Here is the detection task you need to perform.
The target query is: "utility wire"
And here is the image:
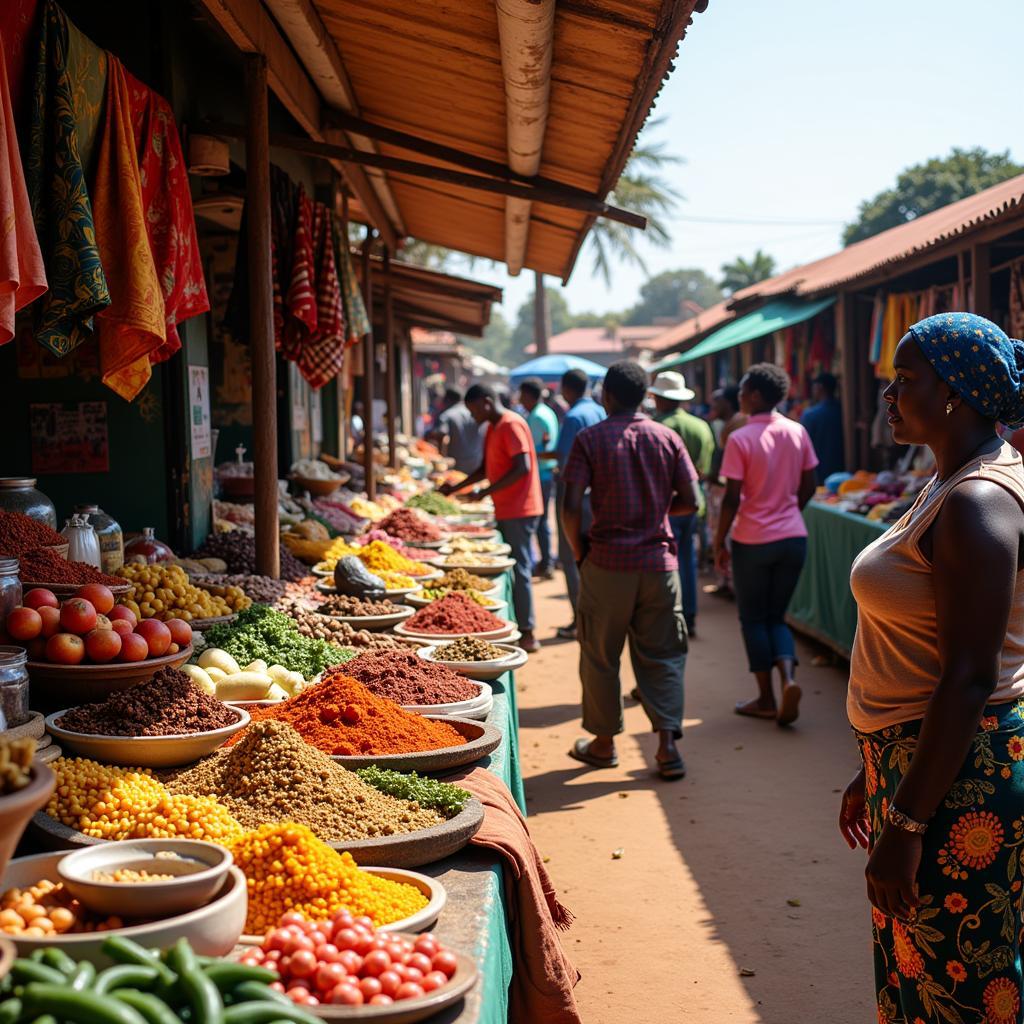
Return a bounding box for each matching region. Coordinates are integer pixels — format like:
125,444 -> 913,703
675,213 -> 846,227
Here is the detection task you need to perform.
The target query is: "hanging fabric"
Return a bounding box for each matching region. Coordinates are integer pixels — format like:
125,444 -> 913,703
1010,260 -> 1024,341
295,201 -> 345,389
0,37 -> 46,344
282,187 -> 316,359
0,0 -> 40,124
868,292 -> 885,365
334,219 -> 370,345
270,164 -> 297,348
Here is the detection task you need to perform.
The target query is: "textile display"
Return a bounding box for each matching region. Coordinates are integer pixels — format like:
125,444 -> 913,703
0,37 -> 46,344
295,201 -> 345,389
270,163 -> 297,347
1010,259 -> 1024,341
870,286 -> 961,380
335,217 -> 370,344
282,187 -> 316,360
0,0 -> 40,123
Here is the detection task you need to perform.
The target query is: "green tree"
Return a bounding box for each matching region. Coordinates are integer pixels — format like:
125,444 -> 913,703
843,147 -> 1024,246
625,269 -> 722,325
462,309 -> 514,367
511,288 -> 574,361
720,250 -> 777,295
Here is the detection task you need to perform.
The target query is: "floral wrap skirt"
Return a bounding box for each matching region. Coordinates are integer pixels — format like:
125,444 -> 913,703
857,700 -> 1024,1024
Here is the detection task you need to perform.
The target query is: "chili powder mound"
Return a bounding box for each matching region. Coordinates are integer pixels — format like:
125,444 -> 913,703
242,672 -> 466,756
342,649 -> 480,705
18,547 -> 124,586
404,591 -> 504,635
0,511 -> 64,557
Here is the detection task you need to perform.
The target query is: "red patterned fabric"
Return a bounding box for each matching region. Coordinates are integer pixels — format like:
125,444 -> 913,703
282,188 -> 316,360
295,201 -> 345,389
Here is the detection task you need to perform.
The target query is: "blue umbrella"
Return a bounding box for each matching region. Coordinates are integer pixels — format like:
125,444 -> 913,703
508,354 -> 607,385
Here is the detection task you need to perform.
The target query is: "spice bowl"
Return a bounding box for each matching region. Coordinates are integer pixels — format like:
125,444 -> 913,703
56,839 -> 234,918
392,618 -> 519,643
44,705 -> 250,768
417,642 -> 529,681
324,604 -> 417,632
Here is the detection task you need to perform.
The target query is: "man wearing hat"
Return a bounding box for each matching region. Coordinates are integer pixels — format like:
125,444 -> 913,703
649,371 -> 715,636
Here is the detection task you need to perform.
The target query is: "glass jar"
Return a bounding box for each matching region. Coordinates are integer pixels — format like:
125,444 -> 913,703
75,504 -> 124,574
61,514 -> 102,568
0,559 -> 21,624
0,478 -> 57,529
0,646 -> 29,730
123,527 -> 175,564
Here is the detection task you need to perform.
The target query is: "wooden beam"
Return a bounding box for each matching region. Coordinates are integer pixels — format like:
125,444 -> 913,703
383,247 -> 397,468
972,242 -> 992,319
244,54 -> 280,579
205,122 -> 647,229
361,230 -> 376,501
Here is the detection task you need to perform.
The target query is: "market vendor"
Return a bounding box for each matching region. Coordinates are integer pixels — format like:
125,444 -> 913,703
800,372 -> 845,481
518,377 -> 560,581
439,383 -> 543,653
425,387 -> 483,474
839,312 -> 1024,1024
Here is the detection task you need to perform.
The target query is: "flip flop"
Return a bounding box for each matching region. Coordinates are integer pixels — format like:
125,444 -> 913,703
777,684 -> 803,727
734,700 -> 777,720
656,755 -> 687,781
568,738 -> 618,769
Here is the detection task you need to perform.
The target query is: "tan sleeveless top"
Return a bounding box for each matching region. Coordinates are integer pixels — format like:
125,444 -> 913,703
847,443 -> 1024,733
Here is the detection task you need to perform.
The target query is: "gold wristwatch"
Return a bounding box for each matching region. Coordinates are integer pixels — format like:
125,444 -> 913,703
887,806 -> 928,835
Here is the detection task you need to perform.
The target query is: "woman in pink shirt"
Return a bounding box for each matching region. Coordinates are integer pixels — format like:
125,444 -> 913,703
713,363 -> 818,726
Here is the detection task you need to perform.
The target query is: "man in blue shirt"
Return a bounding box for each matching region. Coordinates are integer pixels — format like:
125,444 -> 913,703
543,367 -> 606,639
518,378 -> 560,580
800,373 -> 845,483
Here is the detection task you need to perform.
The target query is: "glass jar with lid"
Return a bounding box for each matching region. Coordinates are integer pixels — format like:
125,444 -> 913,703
75,504 -> 124,574
0,646 -> 29,731
123,527 -> 175,564
0,478 -> 57,529
0,559 -> 21,624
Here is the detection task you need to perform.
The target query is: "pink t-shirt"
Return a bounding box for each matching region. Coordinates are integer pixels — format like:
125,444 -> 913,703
720,412 -> 818,545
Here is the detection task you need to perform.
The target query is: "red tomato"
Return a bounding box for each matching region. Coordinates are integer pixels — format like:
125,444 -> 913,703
354,917 -> 374,930
361,950 -> 391,978
286,986 -> 311,1003
413,935 -> 439,959
369,994 -> 394,1006
24,589 -> 58,610
288,950 -> 317,980
422,971 -> 449,993
337,950 -> 362,976
117,633 -> 149,662
6,607 -> 42,641
358,977 -> 383,1000
284,934 -> 314,957
395,982 -> 425,1002
352,934 -> 373,957
266,925 -> 293,952
377,970 -> 402,998
314,943 -> 339,963
74,584 -> 114,615
37,606 -> 61,639
407,953 -> 432,976
279,912 -> 306,928
333,927 -> 358,951
108,605 -> 137,626
402,967 -> 424,984
84,628 -> 122,664
262,950 -> 282,964
315,962 -> 347,993
46,633 -> 85,665
59,598 -> 97,635
328,983 -> 363,1006
166,618 -> 193,647
431,950 -> 458,978
134,618 -> 171,657
331,910 -> 354,930
269,982 -> 285,994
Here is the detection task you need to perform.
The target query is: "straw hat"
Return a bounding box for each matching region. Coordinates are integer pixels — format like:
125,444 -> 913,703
648,371 -> 695,402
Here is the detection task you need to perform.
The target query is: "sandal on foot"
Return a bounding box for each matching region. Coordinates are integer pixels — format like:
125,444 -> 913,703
568,738 -> 618,769
555,625 -> 577,640
656,754 -> 687,780
734,700 -> 777,720
777,684 -> 802,727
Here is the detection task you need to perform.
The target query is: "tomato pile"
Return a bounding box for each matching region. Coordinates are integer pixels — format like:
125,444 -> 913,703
4,585 -> 192,665
238,909 -> 459,1007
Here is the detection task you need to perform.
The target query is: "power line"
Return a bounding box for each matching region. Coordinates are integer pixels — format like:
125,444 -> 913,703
675,213 -> 846,227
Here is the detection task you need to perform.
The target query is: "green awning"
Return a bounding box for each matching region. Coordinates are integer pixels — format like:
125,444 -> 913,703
654,296 -> 836,371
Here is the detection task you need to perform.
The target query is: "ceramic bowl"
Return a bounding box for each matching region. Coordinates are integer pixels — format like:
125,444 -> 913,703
0,763 -> 56,880
57,839 -> 233,918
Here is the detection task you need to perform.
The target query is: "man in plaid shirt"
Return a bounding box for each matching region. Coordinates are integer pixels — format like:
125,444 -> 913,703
561,361 -> 697,779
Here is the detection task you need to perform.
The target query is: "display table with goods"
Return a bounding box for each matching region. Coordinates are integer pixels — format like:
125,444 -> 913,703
786,501 -> 888,658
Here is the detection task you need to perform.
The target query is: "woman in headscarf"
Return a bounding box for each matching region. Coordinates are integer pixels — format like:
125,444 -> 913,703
840,313 -> 1024,1024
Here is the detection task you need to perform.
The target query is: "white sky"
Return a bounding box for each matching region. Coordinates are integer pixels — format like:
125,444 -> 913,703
455,0 -> 1023,322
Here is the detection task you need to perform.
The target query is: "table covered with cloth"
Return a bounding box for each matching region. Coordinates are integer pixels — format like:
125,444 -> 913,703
786,502 -> 888,659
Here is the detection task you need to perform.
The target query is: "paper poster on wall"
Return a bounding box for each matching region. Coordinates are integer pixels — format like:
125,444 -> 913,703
29,402 -> 109,474
189,365 -> 212,459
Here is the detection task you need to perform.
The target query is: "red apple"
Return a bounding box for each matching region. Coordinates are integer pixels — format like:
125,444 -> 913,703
117,633 -> 149,662
134,619 -> 172,657
84,628 -> 122,663
46,633 -> 85,665
59,598 -> 97,635
166,619 -> 193,648
37,606 -> 61,639
110,619 -> 134,638
108,605 -> 137,626
23,588 -> 58,611
6,607 -> 42,641
74,584 -> 115,615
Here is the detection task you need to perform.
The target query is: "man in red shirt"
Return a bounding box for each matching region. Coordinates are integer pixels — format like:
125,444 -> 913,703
440,383 -> 543,652
561,361 -> 697,778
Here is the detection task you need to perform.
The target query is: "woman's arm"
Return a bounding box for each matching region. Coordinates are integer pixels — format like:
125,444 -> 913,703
713,479 -> 742,570
864,479 -> 1021,920
797,468 -> 817,510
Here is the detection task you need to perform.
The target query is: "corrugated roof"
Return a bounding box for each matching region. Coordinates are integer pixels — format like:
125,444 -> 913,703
734,173 -> 1024,302
647,299 -> 736,354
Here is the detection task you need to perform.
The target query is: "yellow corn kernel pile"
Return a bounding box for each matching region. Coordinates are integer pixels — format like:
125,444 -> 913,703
229,823 -> 428,936
115,563 -> 249,622
356,541 -> 429,577
46,757 -> 243,842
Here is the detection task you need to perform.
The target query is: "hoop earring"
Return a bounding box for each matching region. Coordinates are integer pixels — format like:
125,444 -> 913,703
945,402 -> 954,415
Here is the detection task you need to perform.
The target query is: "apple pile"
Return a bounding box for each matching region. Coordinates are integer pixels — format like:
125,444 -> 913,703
5,585 -> 193,666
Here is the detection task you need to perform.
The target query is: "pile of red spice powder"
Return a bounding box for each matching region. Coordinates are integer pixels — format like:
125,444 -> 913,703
341,649 -> 480,705
404,591 -> 504,635
0,511 -> 64,557
377,508 -> 443,544
241,672 -> 466,755
19,547 -> 125,585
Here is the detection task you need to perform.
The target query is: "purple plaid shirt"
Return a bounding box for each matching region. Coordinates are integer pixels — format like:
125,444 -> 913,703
562,413 -> 697,572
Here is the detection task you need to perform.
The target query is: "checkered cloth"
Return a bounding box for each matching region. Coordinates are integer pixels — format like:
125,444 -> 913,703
562,413 -> 697,572
295,201 -> 345,390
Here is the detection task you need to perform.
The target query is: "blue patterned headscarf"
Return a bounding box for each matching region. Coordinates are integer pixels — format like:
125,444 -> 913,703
909,312 -> 1024,428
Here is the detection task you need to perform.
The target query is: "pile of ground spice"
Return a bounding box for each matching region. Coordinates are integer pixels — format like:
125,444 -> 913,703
59,667 -> 239,737
342,650 -> 480,705
356,541 -> 430,577
376,508 -> 443,543
0,511 -> 64,557
275,596 -> 405,650
404,591 -> 504,635
18,547 -> 124,586
438,636 -> 509,662
317,594 -> 400,617
433,568 -> 493,592
444,523 -> 491,535
165,720 -> 442,840
242,672 -> 465,756
419,586 -> 498,607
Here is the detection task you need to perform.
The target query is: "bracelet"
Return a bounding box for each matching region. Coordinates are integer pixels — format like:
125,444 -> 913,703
887,806 -> 928,835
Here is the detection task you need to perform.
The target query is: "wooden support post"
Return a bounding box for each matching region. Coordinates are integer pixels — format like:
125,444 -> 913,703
957,250 -> 967,306
383,247 -> 397,468
361,230 -> 376,500
972,243 -> 992,319
244,54 -> 280,578
402,330 -> 414,435
837,293 -> 856,473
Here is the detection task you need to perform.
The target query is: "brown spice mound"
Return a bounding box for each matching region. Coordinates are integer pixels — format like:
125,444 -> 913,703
165,720 -> 442,841
275,596 -> 405,649
433,568 -> 493,592
0,511 -> 64,557
439,637 -> 508,663
59,667 -> 239,737
317,594 -> 399,617
405,591 -> 504,635
343,649 -> 480,705
377,508 -> 443,543
19,547 -> 124,586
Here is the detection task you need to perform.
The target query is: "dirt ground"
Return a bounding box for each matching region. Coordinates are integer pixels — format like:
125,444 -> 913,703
515,572 -> 875,1024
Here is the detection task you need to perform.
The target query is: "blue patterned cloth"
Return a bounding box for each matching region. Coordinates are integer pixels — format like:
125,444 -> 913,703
910,312 -> 1024,427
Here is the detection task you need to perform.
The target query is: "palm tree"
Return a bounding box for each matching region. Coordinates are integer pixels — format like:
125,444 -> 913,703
720,250 -> 777,295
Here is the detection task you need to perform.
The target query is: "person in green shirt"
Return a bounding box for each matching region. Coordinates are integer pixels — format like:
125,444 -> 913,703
519,377 -> 560,579
649,371 -> 715,636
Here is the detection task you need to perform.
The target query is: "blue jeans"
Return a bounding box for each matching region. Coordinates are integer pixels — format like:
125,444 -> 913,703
730,537 -> 807,673
669,513 -> 698,630
535,477 -> 555,571
497,516 -> 540,632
